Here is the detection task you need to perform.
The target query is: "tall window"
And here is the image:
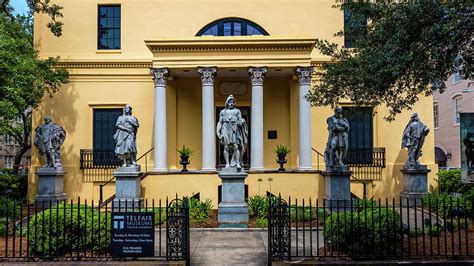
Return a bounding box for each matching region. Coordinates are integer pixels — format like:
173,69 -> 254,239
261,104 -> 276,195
98,5 -> 121,50
453,96 -> 462,124
93,108 -> 123,165
433,103 -> 439,128
344,7 -> 367,48
4,135 -> 14,145
4,156 -> 14,169
342,107 -> 373,164
196,18 -> 268,36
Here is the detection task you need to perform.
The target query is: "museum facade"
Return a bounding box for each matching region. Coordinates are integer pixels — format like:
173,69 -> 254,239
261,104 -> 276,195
30,0 -> 437,204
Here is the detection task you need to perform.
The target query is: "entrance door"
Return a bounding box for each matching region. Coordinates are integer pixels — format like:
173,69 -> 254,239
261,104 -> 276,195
215,106 -> 251,169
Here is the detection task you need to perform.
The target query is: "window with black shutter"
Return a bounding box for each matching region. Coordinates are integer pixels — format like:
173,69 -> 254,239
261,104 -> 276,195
93,108 -> 122,166
343,107 -> 373,164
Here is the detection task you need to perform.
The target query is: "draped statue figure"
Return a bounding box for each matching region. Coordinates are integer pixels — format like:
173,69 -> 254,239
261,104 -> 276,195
34,116 -> 66,168
216,95 -> 248,169
114,104 -> 139,167
402,112 -> 430,169
325,107 -> 350,168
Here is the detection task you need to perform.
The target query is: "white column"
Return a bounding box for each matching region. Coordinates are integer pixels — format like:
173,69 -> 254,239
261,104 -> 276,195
248,67 -> 267,171
296,66 -> 314,170
198,67 -> 218,171
150,68 -> 169,172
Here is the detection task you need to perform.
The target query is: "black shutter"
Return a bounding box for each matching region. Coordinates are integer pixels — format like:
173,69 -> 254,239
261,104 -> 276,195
93,108 -> 122,165
343,107 -> 373,164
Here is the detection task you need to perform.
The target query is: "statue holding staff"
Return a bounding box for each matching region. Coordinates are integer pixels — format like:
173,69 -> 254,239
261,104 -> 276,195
34,116 -> 66,168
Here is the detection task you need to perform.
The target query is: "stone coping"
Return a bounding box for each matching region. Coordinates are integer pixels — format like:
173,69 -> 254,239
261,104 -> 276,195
147,168 -> 322,175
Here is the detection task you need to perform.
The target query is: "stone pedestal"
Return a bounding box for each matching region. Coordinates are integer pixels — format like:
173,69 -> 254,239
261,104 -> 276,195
323,167 -> 352,209
35,167 -> 67,208
218,168 -> 249,225
400,166 -> 430,207
113,165 -> 144,211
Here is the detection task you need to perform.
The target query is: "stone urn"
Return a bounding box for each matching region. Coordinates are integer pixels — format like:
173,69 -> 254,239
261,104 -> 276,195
275,145 -> 290,172
179,155 -> 190,172
276,154 -> 287,172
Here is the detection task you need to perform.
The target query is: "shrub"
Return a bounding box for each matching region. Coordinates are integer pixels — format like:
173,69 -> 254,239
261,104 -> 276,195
437,169 -> 464,193
0,196 -> 21,220
290,205 -> 312,222
28,204 -> 110,256
0,173 -> 27,199
254,217 -> 268,228
247,195 -> 268,218
324,208 -> 402,258
423,193 -> 473,218
188,198 -> 213,224
354,199 -> 380,210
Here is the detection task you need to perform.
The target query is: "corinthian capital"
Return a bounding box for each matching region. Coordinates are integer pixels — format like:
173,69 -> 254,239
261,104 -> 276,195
150,67 -> 169,87
248,66 -> 267,86
295,66 -> 314,85
198,66 -> 218,86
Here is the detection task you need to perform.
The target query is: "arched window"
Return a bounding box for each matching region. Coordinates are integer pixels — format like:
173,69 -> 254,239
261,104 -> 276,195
196,18 -> 269,36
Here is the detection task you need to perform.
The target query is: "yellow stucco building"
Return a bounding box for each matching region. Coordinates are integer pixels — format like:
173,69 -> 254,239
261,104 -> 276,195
30,0 -> 437,205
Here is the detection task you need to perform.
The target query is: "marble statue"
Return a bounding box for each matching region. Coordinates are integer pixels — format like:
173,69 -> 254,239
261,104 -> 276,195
34,116 -> 66,168
216,95 -> 248,169
402,112 -> 430,169
114,104 -> 139,167
325,107 -> 350,168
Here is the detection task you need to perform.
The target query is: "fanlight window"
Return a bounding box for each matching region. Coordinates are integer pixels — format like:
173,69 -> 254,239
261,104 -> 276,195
196,18 -> 269,36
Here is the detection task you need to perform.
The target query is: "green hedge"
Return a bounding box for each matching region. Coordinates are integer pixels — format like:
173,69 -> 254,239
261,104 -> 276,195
188,198 -> 213,224
28,204 -> 110,256
324,208 -> 402,258
247,195 -> 268,218
0,173 -> 27,199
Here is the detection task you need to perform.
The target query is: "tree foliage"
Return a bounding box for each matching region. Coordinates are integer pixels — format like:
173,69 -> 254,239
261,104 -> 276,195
0,13 -> 68,173
0,0 -> 63,36
308,1 -> 473,121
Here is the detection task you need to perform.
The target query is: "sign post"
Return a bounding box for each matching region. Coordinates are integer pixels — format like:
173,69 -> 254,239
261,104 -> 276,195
111,212 -> 155,257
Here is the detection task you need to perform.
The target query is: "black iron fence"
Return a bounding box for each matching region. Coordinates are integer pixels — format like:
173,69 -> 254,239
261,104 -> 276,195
0,197 -> 190,264
268,196 -> 474,264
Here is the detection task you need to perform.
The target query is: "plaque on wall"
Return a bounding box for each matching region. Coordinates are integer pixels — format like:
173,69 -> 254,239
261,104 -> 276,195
219,82 -> 247,96
460,113 -> 474,183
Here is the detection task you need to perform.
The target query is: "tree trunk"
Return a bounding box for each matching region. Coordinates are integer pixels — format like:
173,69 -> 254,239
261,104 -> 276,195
12,144 -> 31,175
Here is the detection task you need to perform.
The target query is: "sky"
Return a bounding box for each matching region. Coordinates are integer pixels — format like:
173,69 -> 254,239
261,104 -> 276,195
10,0 -> 29,15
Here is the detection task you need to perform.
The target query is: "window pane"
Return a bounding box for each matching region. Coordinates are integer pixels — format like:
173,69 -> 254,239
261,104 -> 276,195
98,6 -> 121,50
113,18 -> 120,28
247,25 -> 263,35
114,7 -> 120,17
223,22 -> 231,36
233,22 -> 241,36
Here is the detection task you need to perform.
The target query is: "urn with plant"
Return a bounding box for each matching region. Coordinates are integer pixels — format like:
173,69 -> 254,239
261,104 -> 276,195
177,145 -> 193,172
275,145 -> 291,172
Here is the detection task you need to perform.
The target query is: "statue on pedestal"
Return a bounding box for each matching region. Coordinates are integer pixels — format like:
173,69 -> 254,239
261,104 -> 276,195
34,116 -> 66,168
325,107 -> 350,168
401,112 -> 430,169
114,104 -> 139,167
216,95 -> 248,169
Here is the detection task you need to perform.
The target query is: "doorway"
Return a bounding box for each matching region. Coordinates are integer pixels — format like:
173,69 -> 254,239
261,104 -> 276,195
215,106 -> 251,169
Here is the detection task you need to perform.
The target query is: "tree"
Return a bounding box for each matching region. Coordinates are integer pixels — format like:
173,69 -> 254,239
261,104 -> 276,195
0,11 -> 68,174
307,1 -> 473,121
1,0 -> 64,36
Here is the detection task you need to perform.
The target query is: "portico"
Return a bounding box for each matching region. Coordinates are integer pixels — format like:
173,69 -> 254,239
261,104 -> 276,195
146,37 -> 316,172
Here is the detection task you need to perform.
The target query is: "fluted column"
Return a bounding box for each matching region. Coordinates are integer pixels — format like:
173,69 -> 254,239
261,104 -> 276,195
150,68 -> 169,172
248,67 -> 267,171
198,66 -> 218,171
296,66 -> 314,170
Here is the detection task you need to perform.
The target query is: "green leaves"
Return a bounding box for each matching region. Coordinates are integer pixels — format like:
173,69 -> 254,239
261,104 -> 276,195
309,1 -> 473,121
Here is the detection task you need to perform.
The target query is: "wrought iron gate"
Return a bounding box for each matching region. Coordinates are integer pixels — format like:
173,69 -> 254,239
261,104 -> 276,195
268,196 -> 290,264
166,197 -> 190,265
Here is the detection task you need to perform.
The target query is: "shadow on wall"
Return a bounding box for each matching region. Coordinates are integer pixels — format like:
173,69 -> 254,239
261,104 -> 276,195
33,82 -> 81,198
389,149 -> 408,197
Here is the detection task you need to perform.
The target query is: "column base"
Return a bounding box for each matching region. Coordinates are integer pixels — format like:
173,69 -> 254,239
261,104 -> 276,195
218,202 -> 249,224
400,166 -> 430,207
152,168 -> 168,173
218,168 -> 249,224
249,167 -> 265,172
298,166 -> 313,171
201,167 -> 217,172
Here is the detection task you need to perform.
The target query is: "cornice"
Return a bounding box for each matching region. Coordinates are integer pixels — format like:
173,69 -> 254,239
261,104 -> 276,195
145,37 -> 316,53
57,61 -> 152,69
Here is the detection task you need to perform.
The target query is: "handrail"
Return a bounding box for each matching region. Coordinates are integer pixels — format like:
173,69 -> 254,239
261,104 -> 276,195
99,146 -> 155,204
311,148 -> 325,171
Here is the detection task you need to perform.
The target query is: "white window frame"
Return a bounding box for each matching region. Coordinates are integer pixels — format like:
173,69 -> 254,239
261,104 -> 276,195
433,102 -> 439,129
453,96 -> 462,125
4,156 -> 14,169
4,135 -> 14,145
